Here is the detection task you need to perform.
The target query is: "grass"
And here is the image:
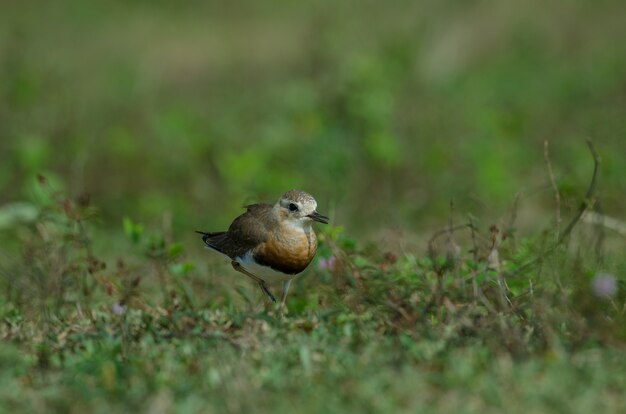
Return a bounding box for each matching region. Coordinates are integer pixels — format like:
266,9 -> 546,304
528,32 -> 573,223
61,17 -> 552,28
1,169 -> 626,413
2,314 -> 626,413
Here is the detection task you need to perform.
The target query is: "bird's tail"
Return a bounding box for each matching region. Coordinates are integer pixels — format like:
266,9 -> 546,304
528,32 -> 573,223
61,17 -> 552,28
195,230 -> 228,255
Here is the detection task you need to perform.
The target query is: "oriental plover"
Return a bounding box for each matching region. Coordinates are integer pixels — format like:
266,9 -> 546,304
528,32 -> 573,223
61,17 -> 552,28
196,190 -> 329,306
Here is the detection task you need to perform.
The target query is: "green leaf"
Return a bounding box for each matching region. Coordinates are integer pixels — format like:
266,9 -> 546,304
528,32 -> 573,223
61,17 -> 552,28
169,262 -> 195,277
123,217 -> 143,244
168,242 -> 184,258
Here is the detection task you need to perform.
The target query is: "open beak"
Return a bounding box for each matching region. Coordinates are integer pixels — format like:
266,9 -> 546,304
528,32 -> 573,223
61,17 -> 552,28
307,211 -> 329,224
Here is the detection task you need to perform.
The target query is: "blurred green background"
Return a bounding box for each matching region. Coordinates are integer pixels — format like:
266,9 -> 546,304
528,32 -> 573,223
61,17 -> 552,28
2,3 -> 626,412
1,0 -> 625,250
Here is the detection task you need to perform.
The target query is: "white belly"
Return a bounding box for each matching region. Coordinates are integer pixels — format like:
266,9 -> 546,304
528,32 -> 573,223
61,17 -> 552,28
235,251 -> 296,284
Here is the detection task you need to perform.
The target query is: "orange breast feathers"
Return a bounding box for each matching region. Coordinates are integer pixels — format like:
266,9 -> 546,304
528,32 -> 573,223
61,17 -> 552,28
253,226 -> 318,275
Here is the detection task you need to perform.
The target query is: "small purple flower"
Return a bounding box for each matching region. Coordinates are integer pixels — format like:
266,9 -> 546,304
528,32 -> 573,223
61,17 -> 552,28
111,302 -> 127,315
591,273 -> 618,299
318,256 -> 337,271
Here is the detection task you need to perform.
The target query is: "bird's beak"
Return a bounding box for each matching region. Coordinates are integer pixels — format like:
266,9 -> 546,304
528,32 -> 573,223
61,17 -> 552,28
307,211 -> 329,224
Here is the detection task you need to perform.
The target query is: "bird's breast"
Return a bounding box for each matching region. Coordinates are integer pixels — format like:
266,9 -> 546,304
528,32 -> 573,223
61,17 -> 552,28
253,225 -> 317,275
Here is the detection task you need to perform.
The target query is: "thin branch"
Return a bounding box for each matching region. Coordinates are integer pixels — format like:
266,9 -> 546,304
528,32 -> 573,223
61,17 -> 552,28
468,215 -> 479,262
592,201 -> 606,264
510,140 -> 600,277
544,141 -> 561,241
555,140 -> 600,245
428,224 -> 474,247
505,192 -> 521,250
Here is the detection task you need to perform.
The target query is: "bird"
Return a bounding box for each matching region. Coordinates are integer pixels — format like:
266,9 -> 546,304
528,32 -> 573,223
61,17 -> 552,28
196,190 -> 329,307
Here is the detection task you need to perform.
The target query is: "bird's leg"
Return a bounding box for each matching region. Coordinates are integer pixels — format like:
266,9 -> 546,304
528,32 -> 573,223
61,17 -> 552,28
231,261 -> 276,303
280,280 -> 292,308
259,283 -> 277,304
231,260 -> 263,283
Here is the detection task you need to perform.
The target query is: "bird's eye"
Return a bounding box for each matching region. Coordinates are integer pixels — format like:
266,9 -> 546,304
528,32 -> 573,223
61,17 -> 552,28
288,203 -> 299,212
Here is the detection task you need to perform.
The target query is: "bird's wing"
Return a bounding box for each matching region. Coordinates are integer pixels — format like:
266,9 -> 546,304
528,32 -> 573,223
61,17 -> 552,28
221,203 -> 274,258
197,204 -> 275,259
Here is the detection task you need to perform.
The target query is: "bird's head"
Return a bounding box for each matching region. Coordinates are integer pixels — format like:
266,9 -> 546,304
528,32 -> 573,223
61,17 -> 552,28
276,190 -> 329,226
